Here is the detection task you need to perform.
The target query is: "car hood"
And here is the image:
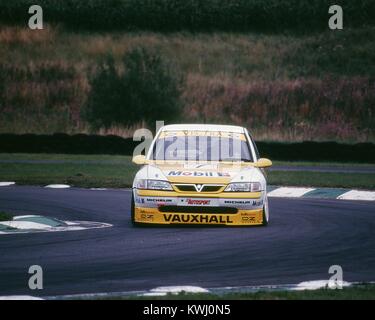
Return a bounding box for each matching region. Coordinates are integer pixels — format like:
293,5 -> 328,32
147,162 -> 260,184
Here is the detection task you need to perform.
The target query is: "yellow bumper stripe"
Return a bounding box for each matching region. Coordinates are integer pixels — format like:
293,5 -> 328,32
136,189 -> 262,199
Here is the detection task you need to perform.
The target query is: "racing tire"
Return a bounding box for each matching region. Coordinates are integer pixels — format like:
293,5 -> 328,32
131,192 -> 140,227
262,205 -> 269,226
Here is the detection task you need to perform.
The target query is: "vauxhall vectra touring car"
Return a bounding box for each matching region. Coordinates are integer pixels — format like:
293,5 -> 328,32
131,124 -> 272,226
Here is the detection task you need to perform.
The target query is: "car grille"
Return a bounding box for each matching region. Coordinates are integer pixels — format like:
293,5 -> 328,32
159,206 -> 238,214
174,185 -> 196,192
174,184 -> 224,193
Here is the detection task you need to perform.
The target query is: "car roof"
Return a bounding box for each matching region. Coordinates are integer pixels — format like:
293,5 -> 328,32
161,124 -> 245,133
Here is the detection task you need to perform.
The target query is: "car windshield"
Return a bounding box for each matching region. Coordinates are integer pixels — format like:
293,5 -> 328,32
151,132 -> 253,162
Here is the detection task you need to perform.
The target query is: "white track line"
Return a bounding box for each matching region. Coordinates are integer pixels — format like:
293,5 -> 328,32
13,215 -> 40,220
337,190 -> 375,201
45,184 -> 70,189
268,187 -> 315,198
0,218 -> 112,235
293,280 -> 351,291
150,286 -> 209,294
0,296 -> 44,300
0,182 -> 15,187
141,286 -> 209,297
0,221 -> 53,230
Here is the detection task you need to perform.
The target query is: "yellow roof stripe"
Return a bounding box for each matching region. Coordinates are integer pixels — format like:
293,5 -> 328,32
159,131 -> 246,141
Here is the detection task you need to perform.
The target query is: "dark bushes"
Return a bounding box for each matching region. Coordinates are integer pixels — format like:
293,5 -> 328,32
0,0 -> 374,32
0,134 -> 374,163
0,133 -> 138,155
83,48 -> 183,130
257,141 -> 375,163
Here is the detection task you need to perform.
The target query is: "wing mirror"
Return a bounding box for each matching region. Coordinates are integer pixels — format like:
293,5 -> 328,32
132,155 -> 147,165
255,158 -> 272,168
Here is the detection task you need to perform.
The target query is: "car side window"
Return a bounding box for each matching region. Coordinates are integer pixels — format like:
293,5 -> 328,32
248,132 -> 260,160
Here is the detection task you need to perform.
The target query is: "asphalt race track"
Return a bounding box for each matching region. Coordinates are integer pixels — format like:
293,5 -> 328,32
0,186 -> 374,297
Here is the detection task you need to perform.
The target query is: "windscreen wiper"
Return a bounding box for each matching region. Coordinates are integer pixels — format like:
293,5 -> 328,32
220,158 -> 252,162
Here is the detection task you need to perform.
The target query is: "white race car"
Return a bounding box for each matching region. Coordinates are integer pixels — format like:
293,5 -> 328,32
132,124 -> 272,226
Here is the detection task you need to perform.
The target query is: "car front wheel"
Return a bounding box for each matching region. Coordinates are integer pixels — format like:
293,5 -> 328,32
262,199 -> 269,226
131,192 -> 138,226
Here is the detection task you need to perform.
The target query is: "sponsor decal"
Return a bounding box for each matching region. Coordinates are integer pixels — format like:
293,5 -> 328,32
135,197 -> 145,204
141,214 -> 154,221
224,200 -> 252,205
187,199 -> 211,205
136,197 -> 174,205
241,212 -> 255,216
252,199 -> 264,206
163,214 -> 233,224
241,216 -> 256,222
167,170 -> 231,177
145,198 -> 173,203
240,212 -> 262,223
224,199 -> 264,206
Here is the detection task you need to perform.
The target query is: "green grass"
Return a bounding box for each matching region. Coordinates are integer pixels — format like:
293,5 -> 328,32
0,153 -> 133,163
268,171 -> 375,190
0,211 -> 12,222
272,161 -> 375,168
2,26 -> 375,81
109,284 -> 375,300
0,154 -> 374,189
0,162 -> 136,188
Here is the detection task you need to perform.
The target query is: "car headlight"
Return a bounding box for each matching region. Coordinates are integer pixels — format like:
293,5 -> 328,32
224,182 -> 262,192
136,179 -> 173,191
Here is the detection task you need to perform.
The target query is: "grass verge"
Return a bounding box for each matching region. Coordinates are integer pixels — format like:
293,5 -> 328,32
272,161 -> 375,168
109,284 -> 375,300
0,162 -> 136,188
268,171 -> 375,190
0,154 -> 374,189
0,211 -> 12,222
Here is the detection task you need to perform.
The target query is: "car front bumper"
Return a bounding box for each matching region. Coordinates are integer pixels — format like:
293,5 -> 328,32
133,189 -> 265,226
